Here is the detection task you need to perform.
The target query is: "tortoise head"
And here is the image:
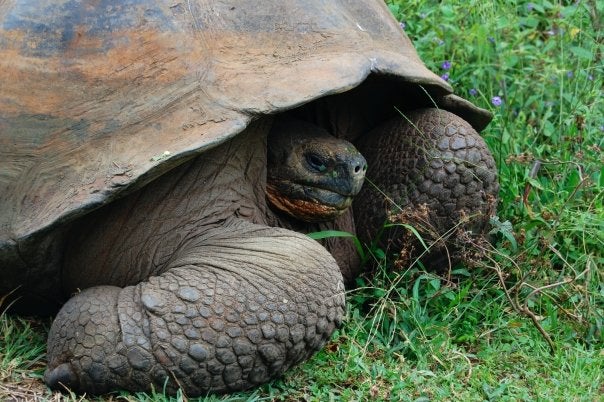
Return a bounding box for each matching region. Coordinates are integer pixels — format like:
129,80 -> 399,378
267,118 -> 367,223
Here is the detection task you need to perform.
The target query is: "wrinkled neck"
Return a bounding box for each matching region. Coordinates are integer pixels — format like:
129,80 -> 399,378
63,118 -> 272,290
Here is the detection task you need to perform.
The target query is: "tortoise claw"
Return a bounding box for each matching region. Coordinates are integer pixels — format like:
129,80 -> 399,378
44,362 -> 79,392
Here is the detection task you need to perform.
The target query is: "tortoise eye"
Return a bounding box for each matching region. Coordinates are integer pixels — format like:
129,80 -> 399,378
306,154 -> 327,173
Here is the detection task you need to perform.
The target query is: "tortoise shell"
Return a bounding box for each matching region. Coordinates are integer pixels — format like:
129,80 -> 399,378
0,0 -> 490,245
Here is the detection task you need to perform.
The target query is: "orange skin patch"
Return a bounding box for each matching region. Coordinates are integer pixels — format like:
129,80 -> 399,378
266,183 -> 350,223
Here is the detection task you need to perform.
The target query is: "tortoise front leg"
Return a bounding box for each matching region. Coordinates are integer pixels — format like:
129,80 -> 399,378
44,219 -> 345,395
354,108 -> 499,268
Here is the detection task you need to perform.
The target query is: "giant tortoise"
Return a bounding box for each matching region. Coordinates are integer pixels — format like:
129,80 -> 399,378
0,0 -> 499,396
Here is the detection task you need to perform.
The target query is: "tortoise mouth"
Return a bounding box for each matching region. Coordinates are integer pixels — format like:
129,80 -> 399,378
266,181 -> 354,223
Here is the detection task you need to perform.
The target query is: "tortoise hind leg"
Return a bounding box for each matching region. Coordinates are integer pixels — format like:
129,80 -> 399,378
354,108 -> 499,269
45,219 -> 345,395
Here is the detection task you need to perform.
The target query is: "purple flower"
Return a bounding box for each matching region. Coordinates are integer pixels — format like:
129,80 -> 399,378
527,3 -> 534,11
566,71 -> 574,78
491,96 -> 502,106
488,37 -> 496,44
441,73 -> 449,81
469,88 -> 478,96
399,22 -> 406,30
441,60 -> 452,70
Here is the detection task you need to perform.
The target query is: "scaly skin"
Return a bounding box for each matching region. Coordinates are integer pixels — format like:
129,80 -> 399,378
354,108 -> 499,265
44,119 -> 346,395
46,220 -> 344,394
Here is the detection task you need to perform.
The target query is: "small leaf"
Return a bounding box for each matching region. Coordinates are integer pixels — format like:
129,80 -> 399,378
527,177 -> 544,190
519,16 -> 539,28
451,268 -> 471,277
385,223 -> 429,251
429,278 -> 441,291
489,216 -> 518,252
307,230 -> 365,259
569,46 -> 593,60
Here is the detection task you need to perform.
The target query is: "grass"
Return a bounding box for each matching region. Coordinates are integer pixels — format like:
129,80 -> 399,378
1,0 -> 603,400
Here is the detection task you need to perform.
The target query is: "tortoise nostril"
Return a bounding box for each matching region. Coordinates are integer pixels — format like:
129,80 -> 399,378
352,162 -> 367,175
